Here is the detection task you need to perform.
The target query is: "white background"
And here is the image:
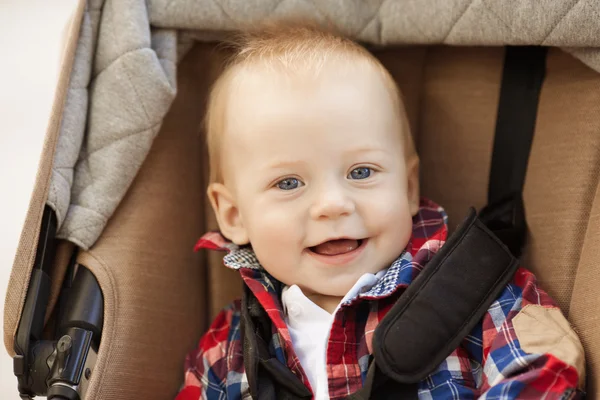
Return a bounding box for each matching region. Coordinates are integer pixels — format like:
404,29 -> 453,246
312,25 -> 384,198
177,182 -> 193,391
0,0 -> 82,397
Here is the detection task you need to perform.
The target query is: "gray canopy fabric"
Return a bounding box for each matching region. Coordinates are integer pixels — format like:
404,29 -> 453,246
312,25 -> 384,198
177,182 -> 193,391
50,0 -> 177,249
51,0 -> 600,249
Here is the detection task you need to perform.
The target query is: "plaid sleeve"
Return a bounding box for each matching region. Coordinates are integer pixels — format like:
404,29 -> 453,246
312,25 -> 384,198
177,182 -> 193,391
175,301 -> 242,400
478,268 -> 585,399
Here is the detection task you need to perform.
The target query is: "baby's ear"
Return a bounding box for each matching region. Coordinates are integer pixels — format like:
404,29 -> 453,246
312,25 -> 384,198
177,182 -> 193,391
207,183 -> 250,245
406,156 -> 420,216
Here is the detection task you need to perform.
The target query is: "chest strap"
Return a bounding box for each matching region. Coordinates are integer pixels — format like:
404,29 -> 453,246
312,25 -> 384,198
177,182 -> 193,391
242,209 -> 519,399
369,209 -> 518,385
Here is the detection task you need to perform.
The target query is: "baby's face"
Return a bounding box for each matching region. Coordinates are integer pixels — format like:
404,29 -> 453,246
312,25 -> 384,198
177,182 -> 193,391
219,62 -> 417,299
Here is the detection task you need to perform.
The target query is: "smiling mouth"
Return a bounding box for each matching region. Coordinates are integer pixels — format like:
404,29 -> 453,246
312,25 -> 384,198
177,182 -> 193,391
309,238 -> 364,256
306,238 -> 368,265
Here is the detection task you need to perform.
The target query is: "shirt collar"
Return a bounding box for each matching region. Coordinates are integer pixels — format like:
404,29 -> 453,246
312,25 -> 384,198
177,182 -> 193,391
283,268 -> 389,324
195,198 -> 448,304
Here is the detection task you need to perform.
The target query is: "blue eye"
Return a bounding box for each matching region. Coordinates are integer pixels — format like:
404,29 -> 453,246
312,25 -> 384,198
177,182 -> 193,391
276,178 -> 302,190
348,167 -> 372,180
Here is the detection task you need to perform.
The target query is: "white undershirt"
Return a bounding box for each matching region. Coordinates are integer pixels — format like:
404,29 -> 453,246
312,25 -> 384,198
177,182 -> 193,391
281,271 -> 386,400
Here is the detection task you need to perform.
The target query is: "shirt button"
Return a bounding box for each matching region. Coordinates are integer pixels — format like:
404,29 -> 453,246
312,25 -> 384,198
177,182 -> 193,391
288,303 -> 303,318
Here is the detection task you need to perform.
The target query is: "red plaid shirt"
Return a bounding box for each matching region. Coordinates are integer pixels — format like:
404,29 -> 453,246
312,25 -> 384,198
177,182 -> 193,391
177,199 -> 585,399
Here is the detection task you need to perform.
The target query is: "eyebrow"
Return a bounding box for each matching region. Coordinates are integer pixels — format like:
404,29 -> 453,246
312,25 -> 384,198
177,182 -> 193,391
261,148 -> 390,171
263,159 -> 307,171
344,147 -> 389,156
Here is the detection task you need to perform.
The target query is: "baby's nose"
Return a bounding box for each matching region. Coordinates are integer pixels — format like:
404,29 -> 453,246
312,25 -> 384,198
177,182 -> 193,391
310,188 -> 355,220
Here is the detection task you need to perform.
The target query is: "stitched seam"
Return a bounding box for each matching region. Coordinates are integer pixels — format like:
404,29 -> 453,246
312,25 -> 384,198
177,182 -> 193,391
443,0 -> 476,42
71,122 -> 160,225
52,167 -> 71,185
541,0 -> 582,45
400,13 -> 430,42
479,1 -> 516,38
81,121 -> 160,159
210,0 -> 240,25
358,0 -> 387,39
110,0 -> 151,124
92,47 -> 147,80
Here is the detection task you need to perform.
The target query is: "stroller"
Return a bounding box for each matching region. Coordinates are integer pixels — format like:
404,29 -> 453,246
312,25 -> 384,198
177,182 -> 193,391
4,0 -> 600,398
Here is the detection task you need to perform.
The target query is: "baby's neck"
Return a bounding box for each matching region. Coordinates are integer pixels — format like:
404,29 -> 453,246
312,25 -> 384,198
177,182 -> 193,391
305,293 -> 344,314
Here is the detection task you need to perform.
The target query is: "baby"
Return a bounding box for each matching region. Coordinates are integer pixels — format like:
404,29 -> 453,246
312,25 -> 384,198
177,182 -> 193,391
176,23 -> 585,400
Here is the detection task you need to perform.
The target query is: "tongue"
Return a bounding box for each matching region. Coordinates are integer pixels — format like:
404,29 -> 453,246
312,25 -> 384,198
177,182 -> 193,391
313,239 -> 359,256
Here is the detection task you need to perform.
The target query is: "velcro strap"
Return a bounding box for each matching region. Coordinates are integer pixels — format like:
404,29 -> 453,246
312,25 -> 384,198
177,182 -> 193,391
372,209 -> 519,383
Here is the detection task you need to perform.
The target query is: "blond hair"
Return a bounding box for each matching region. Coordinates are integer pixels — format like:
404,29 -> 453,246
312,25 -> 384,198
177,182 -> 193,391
206,21 -> 416,184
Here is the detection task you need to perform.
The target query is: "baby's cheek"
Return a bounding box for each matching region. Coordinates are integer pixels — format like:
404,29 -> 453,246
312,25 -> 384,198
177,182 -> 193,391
245,207 -> 302,275
365,190 -> 410,229
364,191 -> 413,256
249,207 -> 297,242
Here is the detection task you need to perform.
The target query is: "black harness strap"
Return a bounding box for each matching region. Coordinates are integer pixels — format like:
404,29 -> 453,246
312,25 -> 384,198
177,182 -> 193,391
479,46 -> 548,257
371,210 -> 519,384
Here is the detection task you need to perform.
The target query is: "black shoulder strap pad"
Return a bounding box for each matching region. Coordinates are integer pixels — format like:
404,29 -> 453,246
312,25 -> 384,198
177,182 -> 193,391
372,209 -> 519,384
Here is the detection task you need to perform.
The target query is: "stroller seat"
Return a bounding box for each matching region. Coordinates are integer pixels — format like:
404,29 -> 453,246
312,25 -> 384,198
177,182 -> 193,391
5,2 -> 600,399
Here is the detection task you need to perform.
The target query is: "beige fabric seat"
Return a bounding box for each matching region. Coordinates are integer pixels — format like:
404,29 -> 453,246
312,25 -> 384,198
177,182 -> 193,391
5,25 -> 600,400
